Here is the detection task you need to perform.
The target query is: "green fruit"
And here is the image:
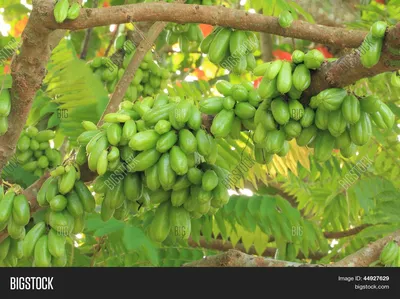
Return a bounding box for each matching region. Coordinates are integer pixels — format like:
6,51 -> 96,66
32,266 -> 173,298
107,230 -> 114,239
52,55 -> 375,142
34,235 -> 51,267
200,30 -> 216,54
171,188 -> 190,207
74,180 -> 96,213
45,178 -> 59,204
216,80 -> 233,96
8,216 -> 26,240
58,166 -> 76,194
253,62 -> 269,76
175,100 -> 192,123
202,170 -> 219,191
179,129 -> 197,154
292,50 -> 305,64
371,21 -> 387,39
284,120 -> 302,138
170,146 -> 188,175
199,97 -> 224,115
271,98 -> 290,125
16,150 -> 33,164
123,173 -> 143,201
278,10 -> 294,28
296,125 -> 317,146
335,130 -> 352,149
342,95 -> 361,124
340,143 -> 357,158
187,106 -> 202,131
145,165 -> 161,191
300,107 -> 315,128
304,49 -> 325,70
156,130 -> 178,153
37,177 -> 53,207
360,95 -> 381,113
0,191 -> 15,223
50,195 -> 68,212
246,53 -> 257,70
292,64 -> 311,91
315,107 -> 329,130
12,195 -> 30,226
288,99 -> 305,120
100,203 -> 114,222
127,148 -> 161,171
96,150 -> 108,175
154,120 -> 171,135
67,2 -> 80,20
35,130 -> 55,142
66,191 -> 84,218
234,102 -> 256,120
87,135 -> 108,171
129,130 -> 160,151
349,112 -> 372,146
149,189 -> 171,205
231,85 -> 249,102
328,110 -> 347,137
148,202 -> 171,243
211,183 -> 229,208
187,168 -> 203,185
376,103 -> 395,130
316,88 -> 347,111
196,130 -> 212,157
233,55 -> 247,74
208,28 -> 231,64
0,237 -> 11,261
360,33 -> 382,69
48,229 -> 66,258
169,207 -> 191,241
229,30 -> 247,57
17,135 -> 30,151
277,61 -> 292,94
264,130 -> 285,154
106,123 -> 122,146
253,123 -> 267,144
24,224 -> 48,257
277,141 -> 290,157
53,0 -> 69,23
265,60 -> 283,80
211,109 -> 235,138
104,181 -> 125,209
158,153 -> 177,190
107,146 -> 120,162
314,130 -> 335,162
258,77 -> 278,99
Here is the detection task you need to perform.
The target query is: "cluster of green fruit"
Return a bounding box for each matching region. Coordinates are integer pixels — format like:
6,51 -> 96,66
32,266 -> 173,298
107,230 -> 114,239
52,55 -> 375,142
165,23 -> 204,52
53,0 -> 80,23
90,44 -> 170,98
75,94 -> 230,243
15,126 -> 62,177
200,27 -> 258,74
360,21 -> 387,69
0,87 -> 11,136
380,241 -> 400,267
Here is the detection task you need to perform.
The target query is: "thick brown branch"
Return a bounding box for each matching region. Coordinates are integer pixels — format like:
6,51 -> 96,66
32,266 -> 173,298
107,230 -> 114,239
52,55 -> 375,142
43,3 -> 366,48
182,249 -> 320,267
324,224 -> 372,239
334,229 -> 400,267
98,21 -> 167,125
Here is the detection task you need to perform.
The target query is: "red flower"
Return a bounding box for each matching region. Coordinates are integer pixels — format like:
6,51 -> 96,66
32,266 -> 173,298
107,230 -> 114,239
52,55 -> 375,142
272,49 -> 292,61
253,77 -> 262,88
103,1 -> 110,7
199,24 -> 213,37
315,46 -> 333,58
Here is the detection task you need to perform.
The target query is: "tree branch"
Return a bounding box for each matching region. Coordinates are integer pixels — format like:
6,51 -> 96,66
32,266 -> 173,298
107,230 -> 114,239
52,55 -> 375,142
80,0 -> 98,59
323,224 -> 372,239
44,3 -> 366,49
98,21 -> 167,125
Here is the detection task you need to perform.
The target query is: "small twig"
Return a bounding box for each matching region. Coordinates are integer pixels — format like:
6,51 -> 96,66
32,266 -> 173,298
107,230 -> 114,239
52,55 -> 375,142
105,24 -> 120,57
80,0 -> 99,59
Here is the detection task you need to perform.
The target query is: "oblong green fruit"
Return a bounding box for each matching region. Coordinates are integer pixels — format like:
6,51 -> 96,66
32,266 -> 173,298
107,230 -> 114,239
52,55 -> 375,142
253,62 -> 269,76
316,88 -> 347,111
360,33 -> 382,69
335,130 -> 352,149
175,100 -> 192,123
171,188 -> 190,207
53,0 -> 69,24
200,30 -> 216,54
328,110 -> 347,137
271,98 -> 290,125
187,168 -> 203,185
58,166 -> 76,194
106,123 -> 122,146
45,178 -> 59,204
17,135 -> 30,151
74,180 -> 96,213
148,202 -> 171,243
149,189 -> 171,205
377,103 -> 395,130
66,191 -> 84,218
0,191 -> 15,223
169,207 -> 191,241
37,177 -> 53,207
264,130 -> 285,154
8,216 -> 26,240
315,107 -> 329,130
33,235 -> 51,267
292,64 -> 311,92
265,60 -> 283,80
277,140 -> 290,157
10,239 -> 24,259
253,123 -> 267,144
170,146 -> 188,175
72,213 -> 85,234
129,130 -> 160,151
196,129 -> 212,156
360,95 -> 381,113
50,194 -> 68,212
199,97 -> 224,115
234,102 -> 256,120
211,109 -> 235,138
300,107 -> 315,128
172,175 -> 191,191
229,30 -> 247,57
371,21 -> 387,39
304,49 -> 325,70
35,130 -> 55,142
292,50 -> 305,64
202,170 -> 219,191
179,129 -> 197,154
123,173 -> 143,201
314,130 -> 335,162
233,55 -> 247,74
246,53 -> 257,70
96,150 -> 108,175
231,85 -> 248,102
158,153 -> 177,190
156,130 -> 178,153
258,77 -> 278,99
48,228 -> 66,258
0,237 -> 11,261
127,148 -> 161,172
88,135 -> 109,171
342,95 -> 361,124
16,150 -> 33,164
349,112 -> 372,146
104,181 -> 125,209
12,195 -> 30,226
277,61 -> 292,94
208,28 -> 232,64
145,165 -> 161,191
188,107 -> 202,131
52,253 -> 67,267
230,117 -> 242,139
107,146 -> 120,162
154,120 -> 171,135
23,222 -> 46,258
67,3 -> 80,20
211,183 -> 229,208
284,120 -> 302,138
296,125 -> 317,146
340,143 -> 357,158
288,99 -> 305,121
